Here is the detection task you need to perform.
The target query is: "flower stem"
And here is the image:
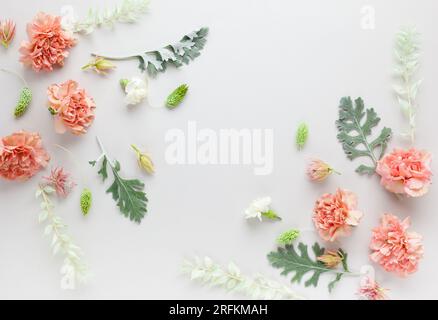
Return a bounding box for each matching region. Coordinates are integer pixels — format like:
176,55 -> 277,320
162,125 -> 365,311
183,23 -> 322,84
95,136 -> 114,166
90,53 -> 137,61
0,67 -> 28,86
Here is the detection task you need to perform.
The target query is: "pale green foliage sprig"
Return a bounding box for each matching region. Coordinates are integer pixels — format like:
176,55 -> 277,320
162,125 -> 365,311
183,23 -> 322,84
90,137 -> 148,223
336,97 -> 392,175
36,185 -> 89,290
73,0 -> 150,34
92,27 -> 209,77
182,256 -> 304,300
267,242 -> 353,292
166,84 -> 188,109
296,123 -> 308,150
394,27 -> 422,142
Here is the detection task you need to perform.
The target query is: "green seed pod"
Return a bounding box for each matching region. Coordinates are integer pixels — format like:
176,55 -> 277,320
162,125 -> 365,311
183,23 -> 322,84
80,188 -> 92,216
166,84 -> 188,109
295,122 -> 309,150
14,87 -> 32,118
277,229 -> 300,246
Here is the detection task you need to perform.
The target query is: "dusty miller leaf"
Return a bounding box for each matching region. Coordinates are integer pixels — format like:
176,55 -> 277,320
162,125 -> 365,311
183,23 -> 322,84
91,156 -> 148,223
97,157 -> 108,181
135,27 -> 209,77
267,242 -> 348,292
336,97 -> 392,175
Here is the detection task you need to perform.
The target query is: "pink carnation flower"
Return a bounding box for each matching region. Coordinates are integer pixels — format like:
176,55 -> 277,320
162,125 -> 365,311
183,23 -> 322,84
370,214 -> 423,276
376,148 -> 432,197
43,167 -> 76,197
313,188 -> 363,242
0,131 -> 50,181
19,12 -> 76,72
357,276 -> 388,300
47,80 -> 96,135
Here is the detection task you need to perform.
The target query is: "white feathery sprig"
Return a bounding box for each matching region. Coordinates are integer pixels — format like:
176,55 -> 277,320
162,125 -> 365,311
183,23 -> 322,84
393,26 -> 422,143
36,185 -> 89,289
72,0 -> 149,34
182,256 -> 304,300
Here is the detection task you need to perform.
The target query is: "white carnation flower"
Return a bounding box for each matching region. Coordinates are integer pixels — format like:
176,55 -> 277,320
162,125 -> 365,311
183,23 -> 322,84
244,196 -> 272,221
123,77 -> 148,105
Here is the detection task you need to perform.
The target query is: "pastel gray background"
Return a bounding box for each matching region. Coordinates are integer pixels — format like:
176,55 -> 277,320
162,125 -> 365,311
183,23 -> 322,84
1,0 -> 437,300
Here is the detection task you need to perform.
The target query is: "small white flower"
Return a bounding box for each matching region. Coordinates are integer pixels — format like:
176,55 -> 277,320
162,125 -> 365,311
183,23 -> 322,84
60,6 -> 78,34
123,77 -> 148,105
244,196 -> 272,221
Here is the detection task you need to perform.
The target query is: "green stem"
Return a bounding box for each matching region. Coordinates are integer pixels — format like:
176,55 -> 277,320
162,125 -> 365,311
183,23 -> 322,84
0,67 -> 28,86
81,63 -> 92,70
91,53 -> 137,61
96,136 -> 114,166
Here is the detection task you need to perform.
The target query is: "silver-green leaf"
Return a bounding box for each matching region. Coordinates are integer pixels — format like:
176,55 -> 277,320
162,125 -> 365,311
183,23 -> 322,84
336,97 -> 392,175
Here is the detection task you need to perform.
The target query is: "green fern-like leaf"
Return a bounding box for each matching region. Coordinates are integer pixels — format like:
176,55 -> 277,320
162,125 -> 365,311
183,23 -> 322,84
91,156 -> 148,223
336,97 -> 392,175
267,242 -> 349,292
166,84 -> 188,109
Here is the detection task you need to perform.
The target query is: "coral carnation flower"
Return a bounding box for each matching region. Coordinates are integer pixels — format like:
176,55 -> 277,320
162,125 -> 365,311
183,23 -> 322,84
370,214 -> 423,276
376,148 -> 432,197
313,189 -> 363,242
0,131 -> 50,180
19,12 -> 76,72
47,80 -> 96,135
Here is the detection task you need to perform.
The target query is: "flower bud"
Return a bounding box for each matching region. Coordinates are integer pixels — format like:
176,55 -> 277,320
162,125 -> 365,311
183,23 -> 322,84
306,158 -> 339,182
81,57 -> 116,74
131,144 -> 154,174
0,20 -> 16,48
317,250 -> 344,268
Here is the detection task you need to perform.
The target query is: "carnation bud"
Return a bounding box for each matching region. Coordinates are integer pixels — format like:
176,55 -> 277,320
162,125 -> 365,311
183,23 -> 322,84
81,57 -> 116,74
0,19 -> 16,48
306,158 -> 340,182
317,250 -> 344,268
131,144 -> 154,174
